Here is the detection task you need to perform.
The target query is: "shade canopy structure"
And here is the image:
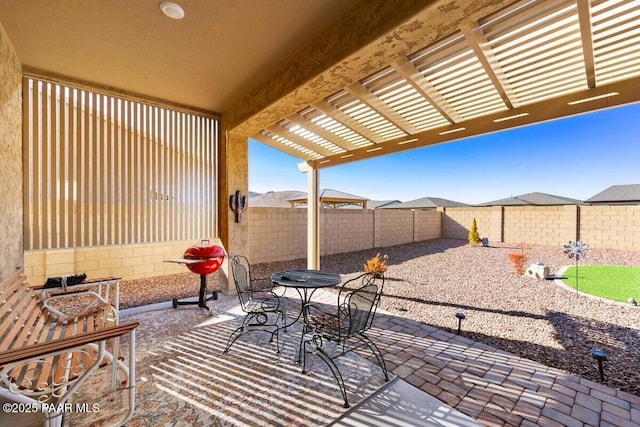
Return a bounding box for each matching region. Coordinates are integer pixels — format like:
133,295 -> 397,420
2,0 -> 640,272
2,0 -> 639,165
242,0 -> 640,169
289,189 -> 369,209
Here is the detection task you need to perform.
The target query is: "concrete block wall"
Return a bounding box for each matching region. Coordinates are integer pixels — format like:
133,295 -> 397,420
247,207 -> 442,263
503,206 -> 565,245
441,207 -> 494,241
248,207 -> 307,263
322,209 -> 374,255
414,210 -> 441,241
374,209 -> 414,247
23,239 -> 221,285
443,205 -> 640,251
24,205 -> 640,283
580,206 -> 640,251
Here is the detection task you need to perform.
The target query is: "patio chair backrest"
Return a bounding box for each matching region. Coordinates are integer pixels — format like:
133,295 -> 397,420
341,273 -> 384,336
230,255 -> 254,310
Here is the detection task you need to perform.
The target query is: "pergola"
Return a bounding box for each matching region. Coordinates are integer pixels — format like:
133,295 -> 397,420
1,0 -> 639,277
289,189 -> 369,209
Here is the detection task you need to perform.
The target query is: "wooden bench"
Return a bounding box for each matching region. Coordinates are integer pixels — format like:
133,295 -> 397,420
0,268 -> 138,427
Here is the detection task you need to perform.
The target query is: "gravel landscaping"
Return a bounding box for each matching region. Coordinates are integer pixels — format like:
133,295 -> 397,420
120,238 -> 640,397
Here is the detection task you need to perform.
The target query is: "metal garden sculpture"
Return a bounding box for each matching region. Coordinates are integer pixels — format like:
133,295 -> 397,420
230,190 -> 247,223
563,240 -> 590,296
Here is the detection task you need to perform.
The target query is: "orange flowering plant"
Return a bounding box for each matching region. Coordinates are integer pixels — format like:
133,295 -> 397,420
364,253 -> 388,276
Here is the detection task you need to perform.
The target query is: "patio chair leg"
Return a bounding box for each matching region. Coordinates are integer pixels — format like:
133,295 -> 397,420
223,326 -> 245,354
356,334 -> 389,381
224,313 -> 282,354
223,313 -> 253,353
302,337 -> 349,408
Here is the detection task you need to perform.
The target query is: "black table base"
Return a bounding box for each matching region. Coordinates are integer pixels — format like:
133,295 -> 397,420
172,273 -> 218,309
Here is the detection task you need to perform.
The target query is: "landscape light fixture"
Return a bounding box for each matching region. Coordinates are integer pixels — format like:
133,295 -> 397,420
160,1 -> 185,20
591,349 -> 607,382
455,312 -> 465,335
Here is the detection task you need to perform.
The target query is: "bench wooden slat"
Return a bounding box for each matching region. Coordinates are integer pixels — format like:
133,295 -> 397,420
0,293 -> 42,352
34,318 -> 65,389
15,312 -> 53,389
6,307 -> 47,383
0,321 -> 139,366
0,272 -> 33,340
1,302 -> 41,352
54,316 -> 81,385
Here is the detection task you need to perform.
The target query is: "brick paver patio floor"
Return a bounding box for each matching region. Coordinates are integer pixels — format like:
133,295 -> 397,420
364,310 -> 640,427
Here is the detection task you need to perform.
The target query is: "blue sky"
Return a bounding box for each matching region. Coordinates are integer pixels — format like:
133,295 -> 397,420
249,103 -> 639,205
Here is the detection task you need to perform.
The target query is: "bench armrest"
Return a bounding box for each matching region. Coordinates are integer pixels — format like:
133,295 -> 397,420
36,277 -> 122,319
0,321 -> 139,366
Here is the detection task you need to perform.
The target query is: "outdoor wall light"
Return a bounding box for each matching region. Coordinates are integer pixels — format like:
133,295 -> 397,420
591,349 -> 608,382
455,312 -> 465,335
160,1 -> 185,20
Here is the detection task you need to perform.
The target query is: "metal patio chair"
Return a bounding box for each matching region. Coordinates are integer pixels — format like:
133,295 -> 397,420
301,272 -> 389,407
224,255 -> 288,354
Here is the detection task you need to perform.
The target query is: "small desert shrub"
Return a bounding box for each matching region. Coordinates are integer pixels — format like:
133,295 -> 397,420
508,242 -> 529,275
508,252 -> 527,275
468,218 -> 482,247
364,253 -> 388,275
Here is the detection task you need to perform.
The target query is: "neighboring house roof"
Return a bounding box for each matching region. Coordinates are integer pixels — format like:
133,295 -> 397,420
337,200 -> 401,209
382,197 -> 468,209
249,191 -> 307,208
479,192 -> 584,206
585,184 -> 640,203
289,189 -> 370,208
248,191 -> 262,198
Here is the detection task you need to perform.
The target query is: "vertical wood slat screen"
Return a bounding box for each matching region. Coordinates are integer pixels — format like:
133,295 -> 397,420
23,77 -> 219,250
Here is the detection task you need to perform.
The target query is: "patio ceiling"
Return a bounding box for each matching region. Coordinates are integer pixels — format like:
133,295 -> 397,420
236,0 -> 640,169
0,0 -> 359,113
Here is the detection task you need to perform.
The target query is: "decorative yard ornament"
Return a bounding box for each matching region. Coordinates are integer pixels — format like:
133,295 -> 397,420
563,240 -> 590,296
229,190 -> 247,223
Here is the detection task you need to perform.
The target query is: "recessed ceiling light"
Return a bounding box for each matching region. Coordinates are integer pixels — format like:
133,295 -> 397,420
160,1 -> 185,20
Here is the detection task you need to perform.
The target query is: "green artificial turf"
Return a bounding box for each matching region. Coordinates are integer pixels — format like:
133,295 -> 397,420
562,265 -> 640,303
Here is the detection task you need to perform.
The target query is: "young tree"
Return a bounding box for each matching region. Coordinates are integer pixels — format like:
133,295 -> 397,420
468,217 -> 481,246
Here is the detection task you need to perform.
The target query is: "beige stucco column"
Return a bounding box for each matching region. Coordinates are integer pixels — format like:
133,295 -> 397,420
218,130 -> 248,294
298,162 -> 319,269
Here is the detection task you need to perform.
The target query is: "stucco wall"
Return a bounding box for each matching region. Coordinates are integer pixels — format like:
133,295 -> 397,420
0,22 -> 23,281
